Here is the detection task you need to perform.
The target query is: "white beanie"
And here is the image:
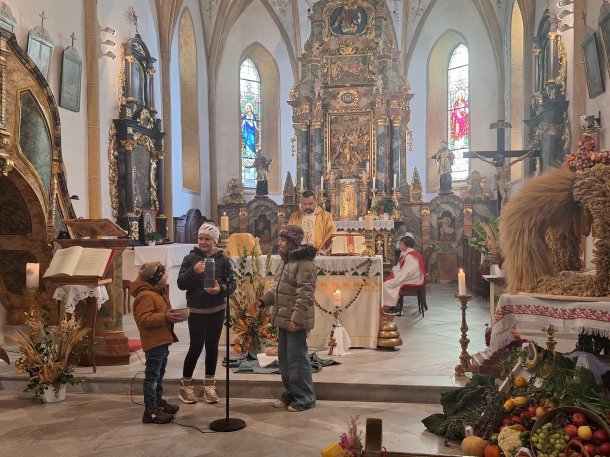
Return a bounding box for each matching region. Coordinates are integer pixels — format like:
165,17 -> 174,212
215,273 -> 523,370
198,222 -> 220,243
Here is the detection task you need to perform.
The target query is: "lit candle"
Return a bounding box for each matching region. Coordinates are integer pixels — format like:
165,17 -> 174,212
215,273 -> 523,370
393,173 -> 397,189
26,263 -> 40,289
458,269 -> 466,296
332,289 -> 341,306
300,176 -> 304,192
364,213 -> 373,230
220,212 -> 229,232
320,176 -> 324,191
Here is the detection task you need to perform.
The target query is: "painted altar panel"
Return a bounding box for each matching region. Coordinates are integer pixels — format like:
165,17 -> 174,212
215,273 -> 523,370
325,54 -> 372,86
326,111 -> 374,177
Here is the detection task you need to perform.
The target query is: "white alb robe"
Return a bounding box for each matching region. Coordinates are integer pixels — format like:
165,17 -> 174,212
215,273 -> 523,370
382,248 -> 425,308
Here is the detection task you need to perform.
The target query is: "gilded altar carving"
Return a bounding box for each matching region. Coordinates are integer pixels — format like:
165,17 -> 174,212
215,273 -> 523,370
339,184 -> 357,217
323,1 -> 374,40
223,177 -> 246,205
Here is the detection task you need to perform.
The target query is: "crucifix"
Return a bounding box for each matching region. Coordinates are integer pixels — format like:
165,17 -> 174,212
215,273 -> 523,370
70,32 -> 76,48
39,11 -> 47,29
464,120 -> 539,213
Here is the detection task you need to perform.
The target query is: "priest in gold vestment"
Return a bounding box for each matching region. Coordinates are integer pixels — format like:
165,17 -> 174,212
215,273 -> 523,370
288,190 -> 335,251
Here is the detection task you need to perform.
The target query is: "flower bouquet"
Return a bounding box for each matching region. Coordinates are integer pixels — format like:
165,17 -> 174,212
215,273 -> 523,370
468,217 -> 501,266
229,240 -> 277,354
321,416 -> 364,457
11,306 -> 89,401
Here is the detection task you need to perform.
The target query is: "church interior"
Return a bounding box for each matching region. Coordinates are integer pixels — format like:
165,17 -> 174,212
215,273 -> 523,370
1,0 -> 610,455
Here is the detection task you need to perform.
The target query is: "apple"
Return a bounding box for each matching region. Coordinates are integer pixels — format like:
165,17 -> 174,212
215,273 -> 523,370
579,425 -> 593,441
564,424 -> 578,438
484,444 -> 501,457
572,412 -> 588,427
584,443 -> 597,455
598,441 -> 610,456
502,417 -> 511,425
528,405 -> 537,416
593,429 -> 610,443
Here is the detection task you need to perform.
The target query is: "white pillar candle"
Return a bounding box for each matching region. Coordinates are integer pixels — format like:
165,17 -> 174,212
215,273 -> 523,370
300,176 -> 304,192
220,213 -> 229,232
372,176 -> 376,190
327,160 -> 331,172
320,176 -> 324,191
332,289 -> 341,306
393,173 -> 397,189
458,269 -> 466,296
364,213 -> 373,230
26,263 -> 40,289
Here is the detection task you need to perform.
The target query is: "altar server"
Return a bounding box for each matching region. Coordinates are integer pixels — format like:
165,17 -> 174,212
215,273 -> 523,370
382,235 -> 425,314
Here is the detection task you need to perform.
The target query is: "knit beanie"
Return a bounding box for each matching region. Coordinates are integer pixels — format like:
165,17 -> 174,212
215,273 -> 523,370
278,225 -> 304,246
198,222 -> 220,243
138,261 -> 166,285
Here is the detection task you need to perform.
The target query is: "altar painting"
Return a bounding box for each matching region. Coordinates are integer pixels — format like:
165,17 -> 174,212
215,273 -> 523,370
327,55 -> 371,86
327,3 -> 370,37
326,111 -> 373,177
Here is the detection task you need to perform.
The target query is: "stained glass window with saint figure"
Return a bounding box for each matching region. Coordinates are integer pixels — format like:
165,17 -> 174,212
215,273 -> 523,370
240,58 -> 261,189
447,43 -> 469,182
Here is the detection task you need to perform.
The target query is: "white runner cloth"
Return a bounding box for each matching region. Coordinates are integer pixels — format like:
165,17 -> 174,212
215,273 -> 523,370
335,220 -> 394,231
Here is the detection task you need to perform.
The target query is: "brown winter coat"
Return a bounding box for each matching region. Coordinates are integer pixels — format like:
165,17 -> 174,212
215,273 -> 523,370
260,245 -> 317,331
131,278 -> 178,352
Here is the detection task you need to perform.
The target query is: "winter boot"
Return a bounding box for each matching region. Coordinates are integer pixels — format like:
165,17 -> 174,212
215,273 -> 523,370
179,378 -> 197,404
158,399 -> 180,414
142,407 -> 174,424
203,378 -> 219,404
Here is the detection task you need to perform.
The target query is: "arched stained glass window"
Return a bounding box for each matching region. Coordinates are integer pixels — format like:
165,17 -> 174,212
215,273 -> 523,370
447,43 -> 469,182
240,58 -> 261,189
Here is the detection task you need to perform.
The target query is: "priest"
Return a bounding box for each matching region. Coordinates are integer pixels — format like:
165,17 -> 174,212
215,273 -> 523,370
288,190 -> 335,252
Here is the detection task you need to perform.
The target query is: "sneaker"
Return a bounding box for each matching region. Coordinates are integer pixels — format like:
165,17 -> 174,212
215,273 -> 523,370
273,399 -> 288,409
158,399 -> 179,414
142,407 -> 174,424
384,306 -> 400,315
179,378 -> 197,404
203,379 -> 219,404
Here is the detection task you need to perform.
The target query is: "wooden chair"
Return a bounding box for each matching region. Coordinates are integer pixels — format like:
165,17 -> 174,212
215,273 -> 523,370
396,244 -> 436,317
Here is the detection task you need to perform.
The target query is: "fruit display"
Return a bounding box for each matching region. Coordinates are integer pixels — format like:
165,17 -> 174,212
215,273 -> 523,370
564,132 -> 610,171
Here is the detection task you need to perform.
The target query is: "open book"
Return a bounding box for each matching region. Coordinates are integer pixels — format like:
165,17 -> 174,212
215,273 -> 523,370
43,246 -> 115,278
331,233 -> 366,255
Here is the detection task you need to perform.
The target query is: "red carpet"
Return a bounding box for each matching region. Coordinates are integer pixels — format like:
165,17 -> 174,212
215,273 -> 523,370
128,339 -> 143,353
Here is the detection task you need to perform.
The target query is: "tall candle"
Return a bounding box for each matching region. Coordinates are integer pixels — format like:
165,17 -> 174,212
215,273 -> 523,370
300,176 -> 304,192
393,173 -> 397,189
26,263 -> 39,289
332,289 -> 341,306
372,176 -> 376,190
327,160 -> 331,172
320,176 -> 324,191
458,269 -> 466,296
366,161 -> 370,172
220,212 -> 229,232
364,213 -> 373,230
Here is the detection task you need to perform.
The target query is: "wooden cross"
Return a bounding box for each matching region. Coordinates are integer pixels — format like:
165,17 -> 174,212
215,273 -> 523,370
39,11 -> 47,29
463,120 -> 539,213
328,335 -> 337,355
70,32 -> 76,48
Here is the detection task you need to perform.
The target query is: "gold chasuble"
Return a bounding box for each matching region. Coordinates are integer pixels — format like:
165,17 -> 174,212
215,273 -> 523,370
288,207 -> 335,251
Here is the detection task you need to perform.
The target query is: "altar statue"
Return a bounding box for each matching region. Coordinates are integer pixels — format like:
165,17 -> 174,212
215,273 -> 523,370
432,141 -> 455,192
246,149 -> 272,196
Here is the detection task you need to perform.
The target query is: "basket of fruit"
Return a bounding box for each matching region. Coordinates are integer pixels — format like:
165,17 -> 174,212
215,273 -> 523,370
530,406 -> 610,457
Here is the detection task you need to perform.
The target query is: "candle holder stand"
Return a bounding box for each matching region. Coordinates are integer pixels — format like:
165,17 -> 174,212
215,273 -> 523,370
454,294 -> 475,377
24,287 -> 40,319
362,228 -> 375,257
327,306 -> 343,355
317,190 -> 326,208
218,230 -> 229,250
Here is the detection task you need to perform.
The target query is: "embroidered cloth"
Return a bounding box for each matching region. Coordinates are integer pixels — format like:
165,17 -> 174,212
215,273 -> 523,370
53,285 -> 109,314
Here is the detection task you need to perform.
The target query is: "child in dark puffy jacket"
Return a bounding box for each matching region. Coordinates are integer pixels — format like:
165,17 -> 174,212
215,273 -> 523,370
132,261 -> 182,424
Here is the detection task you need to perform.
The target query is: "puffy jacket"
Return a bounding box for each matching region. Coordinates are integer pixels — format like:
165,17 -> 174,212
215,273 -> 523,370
177,247 -> 236,310
131,278 -> 178,352
260,245 -> 317,330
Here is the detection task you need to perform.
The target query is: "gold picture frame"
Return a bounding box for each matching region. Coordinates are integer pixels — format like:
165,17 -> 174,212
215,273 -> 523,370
325,111 -> 375,178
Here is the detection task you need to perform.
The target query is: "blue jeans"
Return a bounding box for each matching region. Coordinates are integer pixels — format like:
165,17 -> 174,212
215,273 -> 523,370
143,344 -> 169,410
278,328 -> 316,411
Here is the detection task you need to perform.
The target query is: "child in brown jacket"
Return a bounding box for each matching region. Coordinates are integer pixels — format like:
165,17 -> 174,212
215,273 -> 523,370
132,261 -> 183,424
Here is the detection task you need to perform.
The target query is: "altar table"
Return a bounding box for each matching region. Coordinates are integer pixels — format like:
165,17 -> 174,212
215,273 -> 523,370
490,293 -> 610,352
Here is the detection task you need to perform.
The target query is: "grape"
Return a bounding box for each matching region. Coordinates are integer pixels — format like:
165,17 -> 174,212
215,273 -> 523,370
531,423 -> 569,456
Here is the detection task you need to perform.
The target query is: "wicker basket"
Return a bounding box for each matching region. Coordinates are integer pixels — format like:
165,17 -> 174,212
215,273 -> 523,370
530,406 -> 610,457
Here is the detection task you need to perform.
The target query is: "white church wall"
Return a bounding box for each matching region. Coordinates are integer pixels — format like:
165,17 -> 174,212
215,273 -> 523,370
6,0 -> 87,216
170,1 -> 211,219
98,0 -> 161,220
407,0 -> 499,202
214,3 -> 295,205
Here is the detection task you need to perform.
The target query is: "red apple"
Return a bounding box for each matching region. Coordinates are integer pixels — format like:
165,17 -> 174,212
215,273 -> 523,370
564,424 -> 578,438
593,429 -> 610,443
484,444 -> 502,457
579,425 -> 593,441
572,412 -> 588,427
598,441 -> 610,456
528,405 -> 537,416
584,443 -> 597,455
502,417 -> 511,425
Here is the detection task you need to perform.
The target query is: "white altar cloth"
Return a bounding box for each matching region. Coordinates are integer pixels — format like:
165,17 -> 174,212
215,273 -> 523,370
490,293 -> 610,352
53,285 -> 109,314
335,220 -> 394,231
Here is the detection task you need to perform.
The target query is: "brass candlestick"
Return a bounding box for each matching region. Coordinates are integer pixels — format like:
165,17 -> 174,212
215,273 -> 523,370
454,294 -> 475,377
24,287 -> 39,320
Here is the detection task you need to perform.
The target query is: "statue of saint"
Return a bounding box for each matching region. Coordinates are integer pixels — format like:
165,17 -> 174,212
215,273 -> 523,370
246,149 -> 272,196
432,141 -> 455,192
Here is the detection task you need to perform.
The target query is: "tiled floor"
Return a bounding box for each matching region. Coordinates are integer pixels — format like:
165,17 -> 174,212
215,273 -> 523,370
0,284 -> 576,456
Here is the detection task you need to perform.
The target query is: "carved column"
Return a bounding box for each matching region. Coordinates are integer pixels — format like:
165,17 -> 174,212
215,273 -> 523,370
376,116 -> 389,192
310,119 -> 323,192
390,115 -> 402,186
295,122 -> 309,191
120,140 -> 135,214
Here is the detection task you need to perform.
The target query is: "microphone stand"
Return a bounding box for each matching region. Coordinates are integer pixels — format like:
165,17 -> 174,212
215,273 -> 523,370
209,290 -> 246,432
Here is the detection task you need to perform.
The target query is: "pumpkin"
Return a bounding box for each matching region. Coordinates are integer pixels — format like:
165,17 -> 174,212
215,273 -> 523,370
461,435 -> 487,457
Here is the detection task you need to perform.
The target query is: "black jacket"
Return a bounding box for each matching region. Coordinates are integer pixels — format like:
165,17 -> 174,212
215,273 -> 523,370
177,247 -> 236,309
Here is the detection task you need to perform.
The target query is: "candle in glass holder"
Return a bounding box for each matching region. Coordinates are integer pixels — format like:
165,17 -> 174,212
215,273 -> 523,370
220,213 -> 229,232
332,289 -> 341,306
458,269 -> 466,296
364,213 -> 373,230
26,263 -> 39,289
